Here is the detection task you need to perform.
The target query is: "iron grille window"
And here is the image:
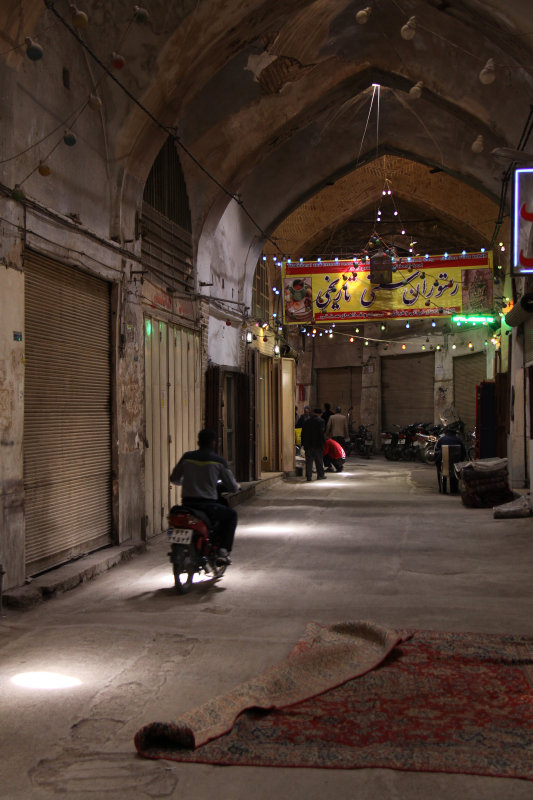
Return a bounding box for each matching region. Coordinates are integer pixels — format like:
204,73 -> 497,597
143,137 -> 191,232
252,258 -> 269,321
142,138 -> 193,290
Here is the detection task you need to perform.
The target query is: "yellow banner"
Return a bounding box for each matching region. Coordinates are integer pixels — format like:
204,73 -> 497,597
282,252 -> 493,323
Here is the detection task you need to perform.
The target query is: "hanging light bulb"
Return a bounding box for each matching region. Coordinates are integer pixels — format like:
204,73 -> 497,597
11,185 -> 25,202
38,162 -> 51,176
400,16 -> 416,40
356,6 -> 372,24
25,37 -> 43,60
88,93 -> 102,110
133,5 -> 150,23
111,52 -> 126,69
63,130 -> 77,146
70,5 -> 89,28
479,58 -> 496,85
350,337 -> 354,343
471,134 -> 484,154
409,80 -> 423,99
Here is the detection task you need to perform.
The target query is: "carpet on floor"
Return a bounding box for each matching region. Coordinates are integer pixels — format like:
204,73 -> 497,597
134,622 -> 533,781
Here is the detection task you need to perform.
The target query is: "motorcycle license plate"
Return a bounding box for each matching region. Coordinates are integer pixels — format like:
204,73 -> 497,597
398,438 -> 406,445
382,438 -> 391,445
168,528 -> 193,545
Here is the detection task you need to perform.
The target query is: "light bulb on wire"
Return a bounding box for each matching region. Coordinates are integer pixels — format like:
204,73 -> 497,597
356,6 -> 372,24
409,80 -> 423,99
400,16 -> 416,40
25,37 -> 43,60
70,5 -> 89,28
479,58 -> 496,85
471,135 -> 484,154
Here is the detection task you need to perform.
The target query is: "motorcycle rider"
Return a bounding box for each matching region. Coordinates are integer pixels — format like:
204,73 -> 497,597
170,429 -> 239,563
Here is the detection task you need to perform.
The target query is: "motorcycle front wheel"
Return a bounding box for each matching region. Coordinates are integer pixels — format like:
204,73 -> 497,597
172,545 -> 197,594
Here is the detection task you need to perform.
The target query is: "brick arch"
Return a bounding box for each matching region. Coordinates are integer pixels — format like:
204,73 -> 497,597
264,155 -> 506,257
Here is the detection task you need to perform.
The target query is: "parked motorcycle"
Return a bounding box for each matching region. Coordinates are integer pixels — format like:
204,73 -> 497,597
381,428 -> 405,460
167,504 -> 228,594
352,424 -> 374,458
415,431 -> 439,464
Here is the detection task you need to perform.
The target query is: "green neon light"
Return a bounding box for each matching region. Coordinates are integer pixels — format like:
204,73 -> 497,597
145,319 -> 152,336
452,315 -> 494,324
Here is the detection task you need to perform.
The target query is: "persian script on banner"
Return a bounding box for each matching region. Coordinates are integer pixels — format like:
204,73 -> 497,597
282,252 -> 493,324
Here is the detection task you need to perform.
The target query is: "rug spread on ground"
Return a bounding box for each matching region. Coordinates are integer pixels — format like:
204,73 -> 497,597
134,621 -> 533,780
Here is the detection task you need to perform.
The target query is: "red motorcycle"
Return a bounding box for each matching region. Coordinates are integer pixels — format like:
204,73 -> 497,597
167,505 -> 228,594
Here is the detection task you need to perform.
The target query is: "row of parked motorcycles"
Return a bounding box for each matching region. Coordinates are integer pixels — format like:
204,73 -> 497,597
380,420 -> 476,464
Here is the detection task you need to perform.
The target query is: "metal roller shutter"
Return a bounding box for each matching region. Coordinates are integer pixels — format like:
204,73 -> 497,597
24,252 -> 112,574
381,352 -> 435,430
317,367 -> 362,420
453,352 -> 486,431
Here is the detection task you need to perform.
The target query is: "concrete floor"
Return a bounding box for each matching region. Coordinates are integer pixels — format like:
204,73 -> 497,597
1,456 -> 532,800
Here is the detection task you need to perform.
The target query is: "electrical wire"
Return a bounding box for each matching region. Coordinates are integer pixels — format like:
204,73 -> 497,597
43,0 -> 281,253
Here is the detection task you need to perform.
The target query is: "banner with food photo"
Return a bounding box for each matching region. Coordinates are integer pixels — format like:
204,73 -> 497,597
282,252 -> 493,323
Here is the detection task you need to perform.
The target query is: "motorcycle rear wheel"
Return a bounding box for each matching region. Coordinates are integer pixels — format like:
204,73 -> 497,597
172,546 -> 196,594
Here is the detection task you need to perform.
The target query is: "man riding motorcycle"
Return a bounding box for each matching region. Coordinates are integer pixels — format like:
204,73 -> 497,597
170,429 -> 240,563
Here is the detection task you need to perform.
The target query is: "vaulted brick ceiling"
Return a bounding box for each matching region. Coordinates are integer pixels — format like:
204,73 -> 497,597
4,0 -> 532,258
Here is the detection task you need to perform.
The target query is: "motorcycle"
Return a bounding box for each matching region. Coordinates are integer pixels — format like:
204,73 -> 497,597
167,504 -> 229,594
381,428 -> 404,460
352,424 -> 374,457
415,431 -> 439,464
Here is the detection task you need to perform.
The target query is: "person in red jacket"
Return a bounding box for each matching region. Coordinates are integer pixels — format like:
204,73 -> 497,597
323,438 -> 346,472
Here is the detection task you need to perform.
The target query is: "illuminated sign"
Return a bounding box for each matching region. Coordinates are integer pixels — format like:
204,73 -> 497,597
282,252 -> 493,324
513,167 -> 533,274
452,315 -> 495,323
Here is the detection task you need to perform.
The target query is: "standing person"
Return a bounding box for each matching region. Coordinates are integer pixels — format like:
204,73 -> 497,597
435,426 -> 466,494
326,406 -> 349,449
323,438 -> 346,472
170,429 -> 240,563
322,402 -> 333,426
296,405 -> 312,428
301,408 -> 327,481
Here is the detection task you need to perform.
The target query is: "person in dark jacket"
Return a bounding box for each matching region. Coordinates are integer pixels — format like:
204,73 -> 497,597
322,402 -> 333,425
296,405 -> 312,428
435,426 -> 466,494
170,429 -> 239,562
301,408 -> 326,481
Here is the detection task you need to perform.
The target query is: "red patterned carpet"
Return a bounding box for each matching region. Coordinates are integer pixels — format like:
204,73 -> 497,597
135,623 -> 533,781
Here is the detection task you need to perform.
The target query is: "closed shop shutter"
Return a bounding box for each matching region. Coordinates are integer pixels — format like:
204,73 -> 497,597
317,367 -> 362,421
145,317 -> 202,535
24,252 -> 112,574
381,352 -> 435,430
453,352 -> 486,431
